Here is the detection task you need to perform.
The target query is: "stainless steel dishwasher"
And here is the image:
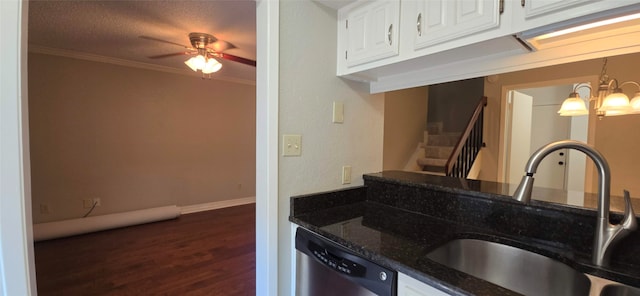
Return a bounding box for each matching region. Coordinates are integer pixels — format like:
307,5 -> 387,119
295,227 -> 396,296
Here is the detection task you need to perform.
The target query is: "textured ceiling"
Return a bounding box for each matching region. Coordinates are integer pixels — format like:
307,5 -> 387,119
28,0 -> 256,82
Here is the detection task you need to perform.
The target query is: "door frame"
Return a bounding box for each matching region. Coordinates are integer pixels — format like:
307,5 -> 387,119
1,1 -> 281,295
497,75 -> 598,191
256,1 -> 279,296
0,0 -> 37,294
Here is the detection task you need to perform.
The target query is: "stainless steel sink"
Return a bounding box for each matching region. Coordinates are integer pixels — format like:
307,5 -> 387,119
600,284 -> 640,296
426,239 -> 591,296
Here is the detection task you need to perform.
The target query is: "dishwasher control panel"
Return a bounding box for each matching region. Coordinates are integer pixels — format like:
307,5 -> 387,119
309,240 -> 366,276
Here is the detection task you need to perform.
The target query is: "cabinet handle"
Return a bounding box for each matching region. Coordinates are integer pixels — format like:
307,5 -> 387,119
388,24 -> 393,45
417,13 -> 422,36
521,0 -> 525,7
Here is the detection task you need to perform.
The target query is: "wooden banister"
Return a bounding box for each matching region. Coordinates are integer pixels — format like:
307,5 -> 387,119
444,96 -> 487,177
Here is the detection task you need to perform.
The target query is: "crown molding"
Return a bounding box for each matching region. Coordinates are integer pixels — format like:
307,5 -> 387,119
28,45 -> 256,86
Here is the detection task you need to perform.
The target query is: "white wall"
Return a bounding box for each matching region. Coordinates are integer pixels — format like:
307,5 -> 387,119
279,1 -> 384,295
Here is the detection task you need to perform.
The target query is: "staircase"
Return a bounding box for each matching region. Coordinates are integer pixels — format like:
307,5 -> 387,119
417,122 -> 460,175
411,96 -> 486,178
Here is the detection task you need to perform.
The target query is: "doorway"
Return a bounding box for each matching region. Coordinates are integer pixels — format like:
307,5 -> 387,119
503,83 -> 589,192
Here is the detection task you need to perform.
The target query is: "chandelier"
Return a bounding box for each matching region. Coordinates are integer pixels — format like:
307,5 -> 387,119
558,58 -> 640,118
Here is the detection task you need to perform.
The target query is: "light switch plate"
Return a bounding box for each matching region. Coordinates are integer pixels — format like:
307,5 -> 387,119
283,134 -> 302,156
333,101 -> 344,123
342,165 -> 352,184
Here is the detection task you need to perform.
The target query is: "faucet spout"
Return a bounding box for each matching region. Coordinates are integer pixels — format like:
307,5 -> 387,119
512,140 -> 637,266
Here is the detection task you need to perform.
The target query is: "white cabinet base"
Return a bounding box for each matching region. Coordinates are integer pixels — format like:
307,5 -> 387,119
397,272 -> 449,296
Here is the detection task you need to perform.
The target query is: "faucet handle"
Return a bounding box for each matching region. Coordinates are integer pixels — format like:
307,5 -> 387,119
622,190 -> 638,231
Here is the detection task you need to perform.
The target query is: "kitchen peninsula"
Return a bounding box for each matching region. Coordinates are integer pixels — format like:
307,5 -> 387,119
290,171 -> 640,295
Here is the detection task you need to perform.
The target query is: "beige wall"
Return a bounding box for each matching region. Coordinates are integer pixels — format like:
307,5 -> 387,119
279,1 -> 385,295
592,54 -> 640,196
482,52 -> 640,195
28,53 -> 256,223
383,86 -> 428,170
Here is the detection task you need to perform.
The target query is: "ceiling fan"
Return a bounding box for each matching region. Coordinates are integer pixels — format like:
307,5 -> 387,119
140,32 -> 256,77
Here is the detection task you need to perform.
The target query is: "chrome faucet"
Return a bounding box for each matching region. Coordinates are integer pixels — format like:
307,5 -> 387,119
512,140 -> 637,266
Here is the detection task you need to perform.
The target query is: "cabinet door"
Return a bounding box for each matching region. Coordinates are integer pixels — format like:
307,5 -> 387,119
414,0 -> 501,50
397,272 -> 449,296
342,0 -> 400,67
522,0 -> 600,19
510,0 -> 640,32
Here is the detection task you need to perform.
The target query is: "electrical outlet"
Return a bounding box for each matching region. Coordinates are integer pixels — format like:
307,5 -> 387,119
92,198 -> 101,207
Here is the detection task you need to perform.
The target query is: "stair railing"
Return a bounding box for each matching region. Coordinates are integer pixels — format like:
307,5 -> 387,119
445,96 -> 487,178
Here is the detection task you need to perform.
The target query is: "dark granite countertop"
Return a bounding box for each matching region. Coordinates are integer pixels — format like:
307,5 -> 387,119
289,171 -> 640,296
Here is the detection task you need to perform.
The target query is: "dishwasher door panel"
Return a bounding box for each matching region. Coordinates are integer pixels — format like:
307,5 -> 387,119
296,251 -> 378,296
295,228 -> 395,296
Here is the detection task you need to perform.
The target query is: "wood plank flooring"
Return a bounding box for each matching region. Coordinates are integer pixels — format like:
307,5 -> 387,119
34,204 -> 256,296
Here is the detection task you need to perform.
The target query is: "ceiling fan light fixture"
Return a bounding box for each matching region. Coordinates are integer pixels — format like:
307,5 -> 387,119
194,55 -> 207,69
142,32 -> 255,77
202,58 -> 222,74
184,56 -> 200,72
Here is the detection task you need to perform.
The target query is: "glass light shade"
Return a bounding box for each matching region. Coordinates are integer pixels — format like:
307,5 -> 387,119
558,95 -> 588,116
598,91 -> 631,116
184,57 -> 199,71
202,58 -> 222,74
629,92 -> 640,114
193,55 -> 206,69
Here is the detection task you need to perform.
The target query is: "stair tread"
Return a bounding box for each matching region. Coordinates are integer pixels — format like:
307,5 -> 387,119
424,145 -> 454,148
422,171 -> 446,176
417,158 -> 447,166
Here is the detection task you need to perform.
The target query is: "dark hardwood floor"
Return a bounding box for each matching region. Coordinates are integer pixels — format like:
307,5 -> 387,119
34,204 -> 256,296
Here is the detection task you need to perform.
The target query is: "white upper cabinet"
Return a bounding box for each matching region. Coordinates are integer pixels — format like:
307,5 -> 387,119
413,0 -> 502,50
339,0 -> 400,68
330,0 -> 640,91
512,0 -> 637,32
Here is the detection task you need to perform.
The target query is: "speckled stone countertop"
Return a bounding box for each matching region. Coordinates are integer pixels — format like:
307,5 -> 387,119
289,171 -> 640,296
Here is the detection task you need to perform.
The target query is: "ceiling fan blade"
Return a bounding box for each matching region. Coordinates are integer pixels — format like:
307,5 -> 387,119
217,53 -> 256,67
207,40 -> 237,53
148,52 -> 192,59
139,35 -> 190,49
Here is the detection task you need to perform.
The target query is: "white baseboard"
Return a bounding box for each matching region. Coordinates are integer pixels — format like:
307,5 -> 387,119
180,196 -> 256,214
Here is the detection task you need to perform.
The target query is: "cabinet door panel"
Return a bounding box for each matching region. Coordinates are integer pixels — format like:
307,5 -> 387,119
371,7 -> 391,48
344,0 -> 400,67
347,10 -> 368,57
414,0 -> 500,50
524,0 -> 600,19
424,0 -> 447,33
397,273 -> 449,296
